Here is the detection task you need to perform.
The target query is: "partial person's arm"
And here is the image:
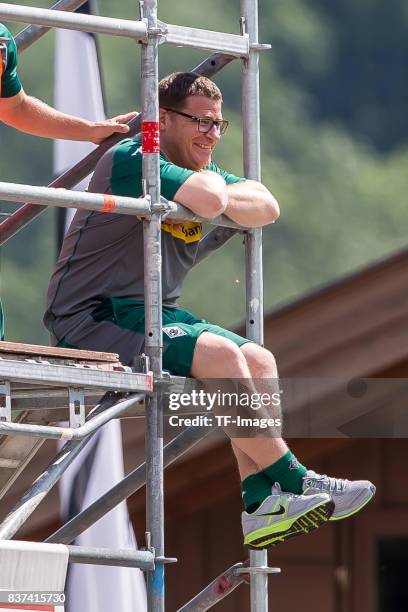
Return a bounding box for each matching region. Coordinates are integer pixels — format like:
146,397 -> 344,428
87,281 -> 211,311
0,90 -> 137,144
224,180 -> 280,227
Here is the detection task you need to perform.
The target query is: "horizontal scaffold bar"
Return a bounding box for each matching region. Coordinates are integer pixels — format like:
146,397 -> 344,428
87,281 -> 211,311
66,545 -> 155,570
0,181 -> 246,229
0,4 -> 248,56
0,3 -> 148,40
163,22 -> 249,58
0,359 -> 153,392
0,180 -> 152,216
16,0 -> 88,52
0,393 -> 146,440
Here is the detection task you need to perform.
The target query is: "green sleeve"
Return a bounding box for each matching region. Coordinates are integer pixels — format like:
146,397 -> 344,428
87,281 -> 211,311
110,137 -> 194,200
110,139 -> 144,198
206,161 -> 246,185
0,24 -> 22,98
159,158 -> 194,200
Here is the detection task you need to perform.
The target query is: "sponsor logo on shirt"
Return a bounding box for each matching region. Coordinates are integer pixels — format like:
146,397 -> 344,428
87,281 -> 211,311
161,221 -> 202,243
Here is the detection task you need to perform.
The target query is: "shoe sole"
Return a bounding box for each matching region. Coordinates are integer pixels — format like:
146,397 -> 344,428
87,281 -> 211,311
245,500 -> 334,550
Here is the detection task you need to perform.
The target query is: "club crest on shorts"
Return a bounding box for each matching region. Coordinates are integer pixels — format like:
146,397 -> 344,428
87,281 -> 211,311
163,326 -> 187,339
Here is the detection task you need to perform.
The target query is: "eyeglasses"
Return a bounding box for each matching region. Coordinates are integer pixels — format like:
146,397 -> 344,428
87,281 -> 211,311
163,108 -> 229,136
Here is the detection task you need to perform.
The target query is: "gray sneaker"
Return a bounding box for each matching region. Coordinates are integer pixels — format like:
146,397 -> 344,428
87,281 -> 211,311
242,482 -> 334,549
302,470 -> 376,521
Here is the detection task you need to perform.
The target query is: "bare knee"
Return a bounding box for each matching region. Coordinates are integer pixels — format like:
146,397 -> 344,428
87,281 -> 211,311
191,332 -> 249,379
240,343 -> 278,378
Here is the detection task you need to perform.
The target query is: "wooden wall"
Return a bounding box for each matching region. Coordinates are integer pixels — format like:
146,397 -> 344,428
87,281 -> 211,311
154,437 -> 408,612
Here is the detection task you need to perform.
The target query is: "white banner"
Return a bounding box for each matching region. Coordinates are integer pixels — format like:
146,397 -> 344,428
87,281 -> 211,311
54,19 -> 104,231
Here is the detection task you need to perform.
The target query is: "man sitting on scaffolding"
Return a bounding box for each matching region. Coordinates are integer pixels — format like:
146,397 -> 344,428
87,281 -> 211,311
0,21 -> 136,340
44,72 -> 375,550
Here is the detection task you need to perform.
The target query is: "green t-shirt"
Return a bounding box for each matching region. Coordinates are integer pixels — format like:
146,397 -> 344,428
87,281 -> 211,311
0,23 -> 22,98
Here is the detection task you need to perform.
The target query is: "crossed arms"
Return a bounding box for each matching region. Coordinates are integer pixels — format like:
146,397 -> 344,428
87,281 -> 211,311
174,170 -> 279,228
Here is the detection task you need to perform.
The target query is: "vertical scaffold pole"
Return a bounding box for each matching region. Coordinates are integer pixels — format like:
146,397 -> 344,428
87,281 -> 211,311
240,0 -> 269,610
141,0 -> 164,610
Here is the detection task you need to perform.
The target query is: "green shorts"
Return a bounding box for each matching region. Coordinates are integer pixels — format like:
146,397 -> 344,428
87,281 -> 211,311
88,297 -> 251,377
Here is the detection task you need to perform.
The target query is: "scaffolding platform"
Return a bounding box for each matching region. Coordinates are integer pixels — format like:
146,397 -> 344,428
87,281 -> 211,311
0,341 -> 152,502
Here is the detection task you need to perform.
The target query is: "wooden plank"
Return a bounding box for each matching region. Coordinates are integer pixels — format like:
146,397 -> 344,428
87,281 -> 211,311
0,341 -> 119,363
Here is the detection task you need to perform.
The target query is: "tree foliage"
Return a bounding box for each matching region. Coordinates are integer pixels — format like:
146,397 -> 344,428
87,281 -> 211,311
1,0 -> 407,340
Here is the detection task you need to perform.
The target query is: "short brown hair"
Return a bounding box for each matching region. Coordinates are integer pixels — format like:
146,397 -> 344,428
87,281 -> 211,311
159,72 -> 222,109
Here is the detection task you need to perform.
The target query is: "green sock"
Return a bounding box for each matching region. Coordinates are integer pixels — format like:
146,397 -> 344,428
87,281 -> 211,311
241,471 -> 272,514
262,451 -> 307,495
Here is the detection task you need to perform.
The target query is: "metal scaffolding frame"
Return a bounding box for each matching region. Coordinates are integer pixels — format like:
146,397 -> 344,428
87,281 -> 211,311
0,0 -> 280,609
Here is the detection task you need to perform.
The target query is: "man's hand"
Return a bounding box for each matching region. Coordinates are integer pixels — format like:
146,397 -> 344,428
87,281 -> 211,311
90,111 -> 139,144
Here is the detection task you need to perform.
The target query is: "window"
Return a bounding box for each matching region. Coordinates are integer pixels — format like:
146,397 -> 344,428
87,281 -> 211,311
378,538 -> 408,612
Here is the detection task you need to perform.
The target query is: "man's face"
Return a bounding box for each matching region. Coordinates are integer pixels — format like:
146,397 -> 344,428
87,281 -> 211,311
160,95 -> 223,171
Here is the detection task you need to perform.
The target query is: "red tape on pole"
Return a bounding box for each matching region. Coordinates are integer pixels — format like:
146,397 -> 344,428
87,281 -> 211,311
142,121 -> 160,153
101,195 -> 116,213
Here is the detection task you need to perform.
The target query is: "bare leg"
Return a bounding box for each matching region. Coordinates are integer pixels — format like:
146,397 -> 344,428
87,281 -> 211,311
191,332 -> 288,478
231,441 -> 259,480
236,342 -> 288,465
